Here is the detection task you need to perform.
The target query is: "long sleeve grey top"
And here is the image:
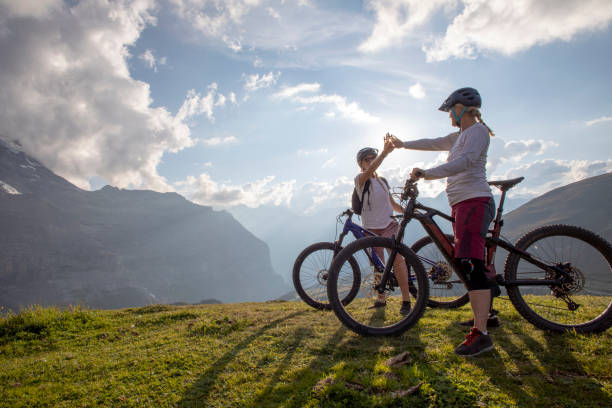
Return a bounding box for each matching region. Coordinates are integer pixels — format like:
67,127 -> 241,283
403,122 -> 492,207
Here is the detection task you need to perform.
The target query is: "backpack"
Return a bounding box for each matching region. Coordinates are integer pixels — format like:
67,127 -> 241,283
351,177 -> 389,215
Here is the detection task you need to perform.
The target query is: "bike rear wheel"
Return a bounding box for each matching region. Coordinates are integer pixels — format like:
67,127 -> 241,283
327,236 -> 429,336
504,225 -> 612,333
293,242 -> 361,310
411,234 -> 469,309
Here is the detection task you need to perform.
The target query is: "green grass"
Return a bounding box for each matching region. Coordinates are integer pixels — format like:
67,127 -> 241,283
0,299 -> 610,407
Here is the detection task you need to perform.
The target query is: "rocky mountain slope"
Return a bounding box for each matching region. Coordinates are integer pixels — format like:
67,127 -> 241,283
0,138 -> 289,310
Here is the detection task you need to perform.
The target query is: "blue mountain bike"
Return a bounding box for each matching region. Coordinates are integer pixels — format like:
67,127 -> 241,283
292,209 -> 468,310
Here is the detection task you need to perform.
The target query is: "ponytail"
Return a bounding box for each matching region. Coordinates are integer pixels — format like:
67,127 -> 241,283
466,107 -> 495,137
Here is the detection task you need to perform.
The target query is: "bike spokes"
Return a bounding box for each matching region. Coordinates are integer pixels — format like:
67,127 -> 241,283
329,238 -> 429,334
293,242 -> 361,310
411,234 -> 469,309
505,226 -> 612,332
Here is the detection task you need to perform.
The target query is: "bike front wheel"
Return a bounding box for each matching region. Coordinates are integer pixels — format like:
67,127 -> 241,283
411,234 -> 469,309
327,236 -> 429,336
504,225 -> 612,333
292,242 -> 361,310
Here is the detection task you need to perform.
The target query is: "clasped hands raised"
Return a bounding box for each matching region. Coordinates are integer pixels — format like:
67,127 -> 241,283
383,133 -> 425,180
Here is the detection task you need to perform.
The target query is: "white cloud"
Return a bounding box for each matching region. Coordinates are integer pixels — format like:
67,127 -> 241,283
585,116 -> 612,126
177,173 -> 296,208
297,148 -> 328,156
380,155 -> 448,198
499,159 -> 612,196
290,176 -> 354,213
294,94 -> 380,124
139,49 -> 166,72
487,138 -> 558,174
0,0 -> 228,192
267,7 -> 280,19
0,0 -> 63,19
201,136 -> 238,146
275,82 -> 379,124
425,0 -> 612,62
360,0 -> 612,62
273,83 -> 321,99
169,0 -> 262,51
177,85 -> 224,123
243,71 -> 281,92
322,157 -> 337,168
169,0 -> 369,55
359,0 -> 452,53
408,82 -> 426,99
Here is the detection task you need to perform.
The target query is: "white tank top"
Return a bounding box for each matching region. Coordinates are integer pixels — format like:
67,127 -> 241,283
354,175 -> 393,229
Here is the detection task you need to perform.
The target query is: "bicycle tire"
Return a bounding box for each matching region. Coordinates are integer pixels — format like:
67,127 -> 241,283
504,224 -> 612,333
327,236 -> 429,336
292,242 -> 361,310
411,235 -> 469,309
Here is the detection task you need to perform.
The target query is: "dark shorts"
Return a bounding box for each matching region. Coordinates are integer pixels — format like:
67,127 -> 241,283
451,197 -> 495,260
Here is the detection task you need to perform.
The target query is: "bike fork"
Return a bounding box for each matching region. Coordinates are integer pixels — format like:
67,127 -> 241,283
374,236 -> 399,293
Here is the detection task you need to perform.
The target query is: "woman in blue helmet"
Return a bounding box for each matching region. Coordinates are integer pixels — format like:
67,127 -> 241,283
388,87 -> 498,356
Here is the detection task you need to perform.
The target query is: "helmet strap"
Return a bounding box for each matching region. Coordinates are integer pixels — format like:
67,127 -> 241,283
452,105 -> 467,128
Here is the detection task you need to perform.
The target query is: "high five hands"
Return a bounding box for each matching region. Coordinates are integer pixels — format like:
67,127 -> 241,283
382,135 -> 395,156
385,132 -> 425,180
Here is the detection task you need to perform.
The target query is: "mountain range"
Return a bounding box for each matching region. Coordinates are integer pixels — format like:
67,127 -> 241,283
0,138 -> 289,310
1,135 -> 610,311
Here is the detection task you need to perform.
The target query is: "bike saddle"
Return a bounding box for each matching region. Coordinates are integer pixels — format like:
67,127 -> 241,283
487,176 -> 524,191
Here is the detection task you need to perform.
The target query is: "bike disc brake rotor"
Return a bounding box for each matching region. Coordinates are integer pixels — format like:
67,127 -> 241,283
317,269 -> 329,285
361,273 -> 386,298
548,264 -> 585,297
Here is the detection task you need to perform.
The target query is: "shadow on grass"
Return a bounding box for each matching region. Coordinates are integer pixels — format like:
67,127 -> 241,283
471,322 -> 612,407
179,305 -> 487,407
177,310 -> 307,407
247,317 -> 480,407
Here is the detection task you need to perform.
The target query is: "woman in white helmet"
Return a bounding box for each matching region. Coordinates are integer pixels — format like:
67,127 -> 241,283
355,138 -> 412,315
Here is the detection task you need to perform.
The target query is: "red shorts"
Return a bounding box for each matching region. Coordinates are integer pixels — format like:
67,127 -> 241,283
451,197 -> 495,260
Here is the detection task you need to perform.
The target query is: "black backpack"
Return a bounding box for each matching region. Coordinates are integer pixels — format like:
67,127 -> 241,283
351,177 -> 389,215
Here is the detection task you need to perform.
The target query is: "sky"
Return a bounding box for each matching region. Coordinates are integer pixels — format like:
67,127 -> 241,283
1,0 -> 612,216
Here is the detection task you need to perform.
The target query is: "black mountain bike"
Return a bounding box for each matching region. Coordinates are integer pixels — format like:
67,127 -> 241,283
293,211 -> 467,310
326,177 -> 612,336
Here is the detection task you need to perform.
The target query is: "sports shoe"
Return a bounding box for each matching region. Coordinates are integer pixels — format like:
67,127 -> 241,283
368,300 -> 386,309
399,301 -> 411,315
454,328 -> 494,357
459,315 -> 501,328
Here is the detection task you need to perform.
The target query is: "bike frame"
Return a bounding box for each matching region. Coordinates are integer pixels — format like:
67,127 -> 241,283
334,211 -> 386,273
375,181 -> 569,293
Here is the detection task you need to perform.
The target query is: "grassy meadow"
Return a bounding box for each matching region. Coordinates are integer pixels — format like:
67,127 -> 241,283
1,298 -> 611,407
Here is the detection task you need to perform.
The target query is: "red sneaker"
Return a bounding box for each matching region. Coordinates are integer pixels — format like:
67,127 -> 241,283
454,327 -> 494,357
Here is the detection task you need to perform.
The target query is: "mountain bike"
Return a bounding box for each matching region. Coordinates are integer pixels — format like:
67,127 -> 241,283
326,176 -> 612,336
293,210 -> 468,310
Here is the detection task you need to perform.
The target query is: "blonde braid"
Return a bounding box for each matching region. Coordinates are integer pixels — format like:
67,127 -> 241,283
467,107 -> 495,137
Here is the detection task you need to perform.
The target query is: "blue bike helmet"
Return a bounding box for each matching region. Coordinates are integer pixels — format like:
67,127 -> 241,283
356,147 -> 378,164
438,87 -> 481,112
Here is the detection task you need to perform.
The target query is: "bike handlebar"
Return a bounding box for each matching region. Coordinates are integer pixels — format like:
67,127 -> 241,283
401,178 -> 419,201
